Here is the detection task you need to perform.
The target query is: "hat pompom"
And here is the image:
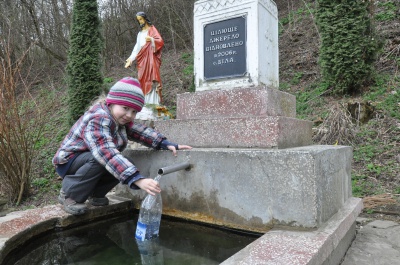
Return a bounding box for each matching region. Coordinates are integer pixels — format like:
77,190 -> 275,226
106,77 -> 145,112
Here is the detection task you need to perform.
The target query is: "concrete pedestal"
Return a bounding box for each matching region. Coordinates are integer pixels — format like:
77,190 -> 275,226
120,145 -> 353,232
155,86 -> 312,148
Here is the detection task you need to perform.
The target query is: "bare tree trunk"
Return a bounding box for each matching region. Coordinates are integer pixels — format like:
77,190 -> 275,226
167,9 -> 177,53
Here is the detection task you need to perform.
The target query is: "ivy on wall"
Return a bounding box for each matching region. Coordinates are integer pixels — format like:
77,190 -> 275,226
315,0 -> 382,95
67,0 -> 104,124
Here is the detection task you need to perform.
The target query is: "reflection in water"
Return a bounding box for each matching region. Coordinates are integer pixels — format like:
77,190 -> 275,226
6,215 -> 259,265
136,238 -> 164,265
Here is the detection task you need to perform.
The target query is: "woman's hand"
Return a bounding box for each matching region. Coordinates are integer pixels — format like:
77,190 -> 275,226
134,178 -> 161,196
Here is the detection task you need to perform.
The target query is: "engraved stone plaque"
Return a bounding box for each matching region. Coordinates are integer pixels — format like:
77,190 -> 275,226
203,16 -> 246,80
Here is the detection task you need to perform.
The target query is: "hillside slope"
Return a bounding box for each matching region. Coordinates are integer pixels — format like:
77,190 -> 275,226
275,0 -> 400,221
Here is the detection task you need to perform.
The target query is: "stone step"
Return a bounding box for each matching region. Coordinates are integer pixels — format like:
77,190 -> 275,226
221,198 -> 363,265
155,116 -> 312,148
176,86 -> 296,120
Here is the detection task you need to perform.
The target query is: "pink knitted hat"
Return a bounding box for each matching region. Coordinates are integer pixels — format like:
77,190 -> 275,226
106,77 -> 145,112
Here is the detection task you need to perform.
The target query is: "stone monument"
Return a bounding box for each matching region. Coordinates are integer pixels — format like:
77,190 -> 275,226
120,0 -> 362,263
156,0 -> 310,148
194,0 -> 279,91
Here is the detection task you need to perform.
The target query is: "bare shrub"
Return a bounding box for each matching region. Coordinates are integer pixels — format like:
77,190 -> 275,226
0,33 -> 46,205
313,103 -> 359,146
363,194 -> 397,209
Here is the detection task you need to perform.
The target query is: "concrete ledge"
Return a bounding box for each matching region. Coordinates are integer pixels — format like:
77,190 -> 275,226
0,195 -> 362,265
220,197 -> 363,265
122,145 -> 352,230
0,194 -> 132,264
176,87 -> 296,120
154,116 -> 312,148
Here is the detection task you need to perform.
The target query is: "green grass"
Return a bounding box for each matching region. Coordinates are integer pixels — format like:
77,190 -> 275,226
181,53 -> 195,92
375,1 -> 398,21
32,178 -> 49,189
294,68 -> 400,198
290,72 -> 304,85
279,3 -> 315,35
295,82 -> 329,119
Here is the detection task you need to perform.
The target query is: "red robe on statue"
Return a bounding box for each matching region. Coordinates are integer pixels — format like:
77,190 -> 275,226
135,26 -> 164,96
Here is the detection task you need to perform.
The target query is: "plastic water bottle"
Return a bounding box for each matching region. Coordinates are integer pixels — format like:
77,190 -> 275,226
135,174 -> 162,241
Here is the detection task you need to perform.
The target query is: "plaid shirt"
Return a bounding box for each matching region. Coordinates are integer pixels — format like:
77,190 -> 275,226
52,102 -> 165,183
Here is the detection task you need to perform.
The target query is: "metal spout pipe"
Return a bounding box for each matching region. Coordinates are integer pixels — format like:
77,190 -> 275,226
158,162 -> 191,175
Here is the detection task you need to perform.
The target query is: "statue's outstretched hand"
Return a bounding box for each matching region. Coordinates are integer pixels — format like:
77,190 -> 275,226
124,59 -> 132,68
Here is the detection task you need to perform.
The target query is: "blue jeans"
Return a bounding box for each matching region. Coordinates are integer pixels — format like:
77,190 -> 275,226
62,152 -> 119,203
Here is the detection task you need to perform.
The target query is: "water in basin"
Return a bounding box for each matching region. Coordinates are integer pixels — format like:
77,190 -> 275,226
5,214 -> 260,265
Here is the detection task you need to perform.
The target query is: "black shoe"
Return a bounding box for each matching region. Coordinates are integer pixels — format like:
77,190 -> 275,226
88,197 -> 109,206
63,198 -> 88,215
